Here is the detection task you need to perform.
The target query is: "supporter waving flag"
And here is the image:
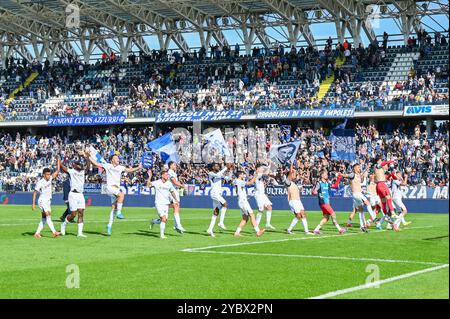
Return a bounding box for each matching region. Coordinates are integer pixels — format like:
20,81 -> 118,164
330,128 -> 356,162
89,146 -> 107,165
203,129 -> 231,157
269,142 -> 301,166
147,133 -> 180,164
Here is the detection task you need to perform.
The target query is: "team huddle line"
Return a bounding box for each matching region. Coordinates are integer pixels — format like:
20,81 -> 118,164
32,150 -> 410,239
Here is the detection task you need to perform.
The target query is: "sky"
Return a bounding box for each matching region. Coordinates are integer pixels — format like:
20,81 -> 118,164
16,1 -> 450,61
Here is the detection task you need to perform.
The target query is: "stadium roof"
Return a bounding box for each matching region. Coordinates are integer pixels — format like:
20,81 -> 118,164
0,0 -> 448,63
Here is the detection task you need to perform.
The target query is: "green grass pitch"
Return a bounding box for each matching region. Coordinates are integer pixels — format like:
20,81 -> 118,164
0,205 -> 448,299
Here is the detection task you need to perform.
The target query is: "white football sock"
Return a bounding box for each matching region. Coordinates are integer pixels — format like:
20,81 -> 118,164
108,209 -> 116,228
366,205 -> 376,220
208,215 -> 217,233
77,223 -> 84,236
266,210 -> 272,225
160,221 -> 166,237
116,203 -> 123,215
219,207 -> 227,225
254,226 -> 260,233
394,213 -> 404,227
174,213 -> 181,228
334,222 -> 342,231
331,216 -> 341,231
235,227 -> 242,234
256,212 -> 263,226
314,224 -> 322,232
401,216 -> 407,224
46,216 -> 56,233
36,218 -> 46,234
288,217 -> 299,231
359,212 -> 366,227
61,218 -> 68,234
301,217 -> 309,232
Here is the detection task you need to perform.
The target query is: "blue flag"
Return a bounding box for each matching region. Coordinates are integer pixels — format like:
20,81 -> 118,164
334,118 -> 348,130
147,133 -> 180,164
141,153 -> 153,169
330,129 -> 356,162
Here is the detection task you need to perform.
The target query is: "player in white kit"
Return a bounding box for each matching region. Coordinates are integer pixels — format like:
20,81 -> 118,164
206,163 -> 233,237
168,161 -> 187,233
233,171 -> 266,237
340,163 -> 378,232
147,169 -> 179,239
254,164 -> 275,230
360,173 -> 383,230
284,162 -> 312,235
58,151 -> 91,238
88,153 -> 142,235
32,166 -> 61,238
391,171 -> 411,227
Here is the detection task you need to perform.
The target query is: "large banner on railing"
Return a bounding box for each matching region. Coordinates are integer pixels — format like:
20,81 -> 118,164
156,110 -> 244,123
48,115 -> 126,126
403,105 -> 449,117
89,184 -> 447,200
256,108 -> 355,120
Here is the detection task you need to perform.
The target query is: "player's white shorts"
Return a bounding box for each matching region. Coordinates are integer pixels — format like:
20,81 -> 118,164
352,192 -> 368,209
68,192 -> 85,211
211,193 -> 226,209
368,194 -> 381,207
255,194 -> 272,211
38,198 -> 51,213
289,200 -> 304,214
106,185 -> 122,203
155,203 -> 169,218
238,200 -> 253,216
393,196 -> 406,212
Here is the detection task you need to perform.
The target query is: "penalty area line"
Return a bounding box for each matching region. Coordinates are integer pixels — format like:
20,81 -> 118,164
308,263 -> 449,299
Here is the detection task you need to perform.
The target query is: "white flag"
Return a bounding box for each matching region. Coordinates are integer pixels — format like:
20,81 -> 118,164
269,142 -> 300,166
89,146 -> 107,164
203,129 -> 231,157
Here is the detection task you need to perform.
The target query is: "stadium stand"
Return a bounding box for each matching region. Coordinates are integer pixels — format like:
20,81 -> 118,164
1,34 -> 448,121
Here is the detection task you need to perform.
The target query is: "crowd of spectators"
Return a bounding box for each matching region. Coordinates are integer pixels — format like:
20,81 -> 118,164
1,121 -> 448,193
1,32 -> 448,121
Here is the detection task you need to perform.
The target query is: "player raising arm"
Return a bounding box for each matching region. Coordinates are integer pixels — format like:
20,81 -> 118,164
233,170 -> 266,237
284,161 -> 312,235
58,150 -> 91,238
206,163 -> 233,237
312,170 -> 346,235
87,152 -> 142,236
340,163 -> 379,233
147,169 -> 179,239
32,162 -> 61,239
365,174 -> 383,229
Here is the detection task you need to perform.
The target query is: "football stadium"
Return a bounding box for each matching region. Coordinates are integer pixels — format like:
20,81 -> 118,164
0,0 -> 448,302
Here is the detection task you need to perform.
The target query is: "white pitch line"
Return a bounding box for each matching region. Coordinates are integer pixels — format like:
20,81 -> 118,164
181,226 -> 435,252
184,250 -> 442,266
309,264 -> 449,299
182,233 -> 360,252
